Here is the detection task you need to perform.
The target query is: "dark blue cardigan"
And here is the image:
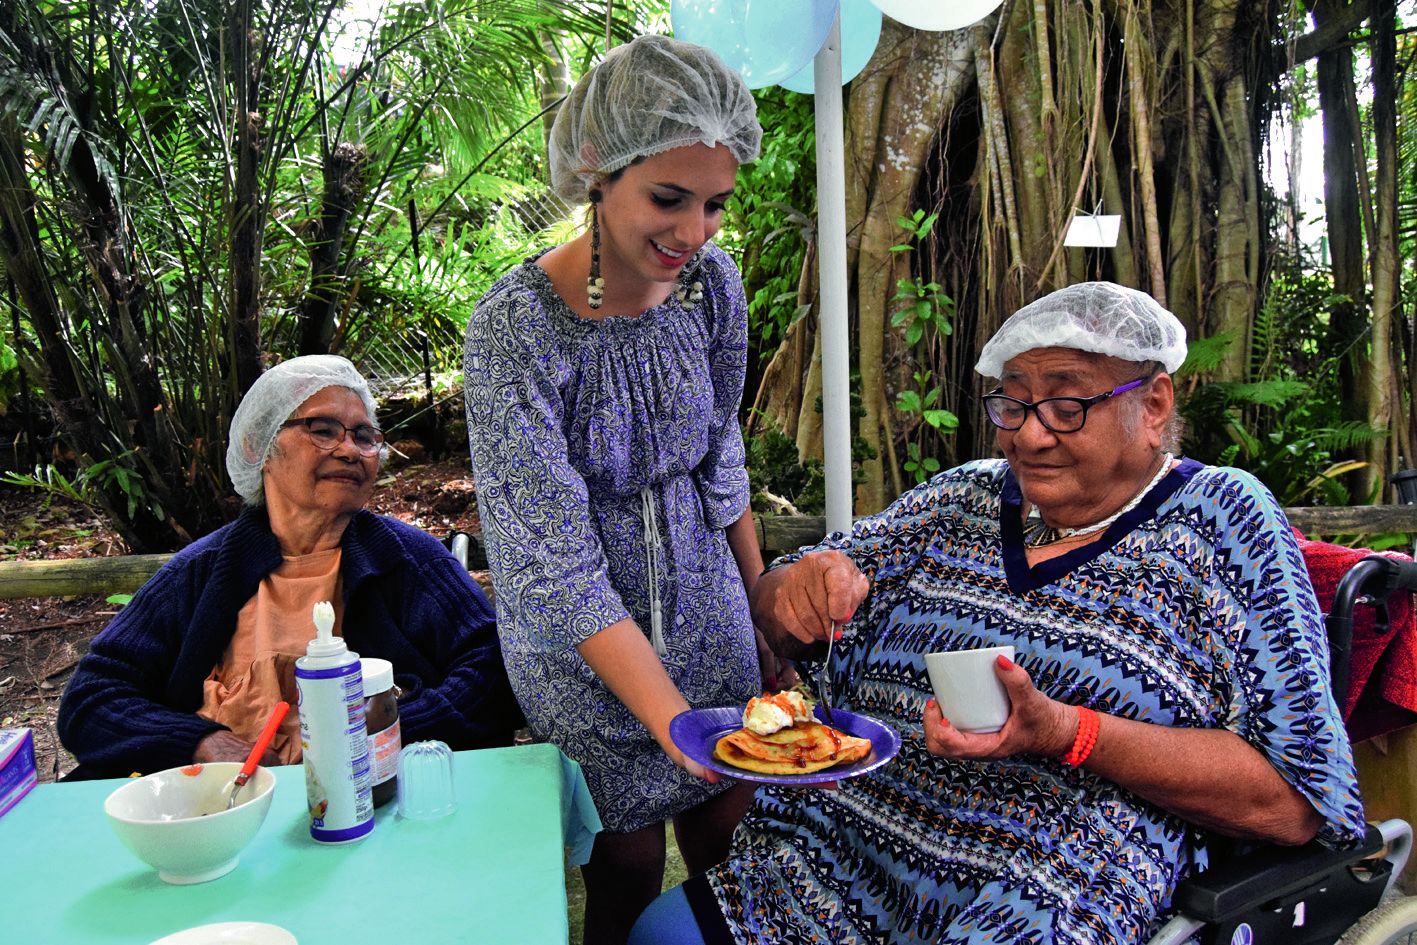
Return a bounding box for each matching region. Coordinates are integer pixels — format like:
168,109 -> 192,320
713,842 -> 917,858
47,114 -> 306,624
58,507 -> 522,779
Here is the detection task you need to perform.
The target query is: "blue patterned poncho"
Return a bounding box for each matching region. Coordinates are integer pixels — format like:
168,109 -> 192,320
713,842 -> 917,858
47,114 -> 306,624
463,244 -> 760,832
707,458 -> 1366,944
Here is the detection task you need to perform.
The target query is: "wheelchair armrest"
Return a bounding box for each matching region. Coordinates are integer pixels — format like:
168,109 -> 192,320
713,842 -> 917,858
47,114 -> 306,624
1174,825 -> 1385,923
1378,556 -> 1417,594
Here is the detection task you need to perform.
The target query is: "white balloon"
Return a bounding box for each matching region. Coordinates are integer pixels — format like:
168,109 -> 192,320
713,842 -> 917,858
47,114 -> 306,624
868,0 -> 1003,32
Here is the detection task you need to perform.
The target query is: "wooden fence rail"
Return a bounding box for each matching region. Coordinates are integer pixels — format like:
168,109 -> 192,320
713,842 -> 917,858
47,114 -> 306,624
3,505 -> 1417,602
755,506 -> 1417,555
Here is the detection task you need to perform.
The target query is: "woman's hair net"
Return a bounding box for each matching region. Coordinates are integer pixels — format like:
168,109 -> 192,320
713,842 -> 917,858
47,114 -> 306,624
974,282 -> 1188,378
547,34 -> 762,202
225,354 -> 382,506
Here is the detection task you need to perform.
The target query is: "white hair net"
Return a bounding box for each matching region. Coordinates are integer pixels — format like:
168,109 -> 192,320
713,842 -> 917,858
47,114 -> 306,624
974,282 -> 1188,378
225,354 -> 382,506
547,34 -> 762,202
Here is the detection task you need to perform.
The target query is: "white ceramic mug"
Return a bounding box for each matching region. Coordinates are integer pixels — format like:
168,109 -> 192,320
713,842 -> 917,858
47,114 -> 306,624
923,645 -> 1015,733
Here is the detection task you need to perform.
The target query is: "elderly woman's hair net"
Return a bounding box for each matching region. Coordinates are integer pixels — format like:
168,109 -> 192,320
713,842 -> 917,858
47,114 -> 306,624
547,34 -> 762,202
225,354 -> 382,506
974,282 -> 1188,378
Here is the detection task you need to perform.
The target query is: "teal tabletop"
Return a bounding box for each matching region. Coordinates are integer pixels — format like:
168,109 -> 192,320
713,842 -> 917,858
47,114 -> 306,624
0,744 -> 601,945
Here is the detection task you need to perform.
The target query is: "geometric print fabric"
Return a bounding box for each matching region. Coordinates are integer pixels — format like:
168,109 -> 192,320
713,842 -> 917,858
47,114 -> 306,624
708,459 -> 1366,944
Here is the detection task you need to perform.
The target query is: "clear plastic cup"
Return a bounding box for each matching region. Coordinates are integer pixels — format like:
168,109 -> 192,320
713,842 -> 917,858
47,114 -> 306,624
396,740 -> 457,820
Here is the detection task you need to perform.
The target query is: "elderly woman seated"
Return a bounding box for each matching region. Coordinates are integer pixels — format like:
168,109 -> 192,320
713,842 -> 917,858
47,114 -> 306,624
631,283 -> 1366,944
59,355 -> 521,779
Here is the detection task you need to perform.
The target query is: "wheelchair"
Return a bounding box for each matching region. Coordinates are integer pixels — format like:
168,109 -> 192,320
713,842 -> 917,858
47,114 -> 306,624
1148,555 -> 1417,945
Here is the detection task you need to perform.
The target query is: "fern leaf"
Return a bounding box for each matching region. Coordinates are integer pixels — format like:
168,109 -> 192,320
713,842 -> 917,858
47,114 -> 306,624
1216,379 -> 1309,408
1178,332 -> 1238,375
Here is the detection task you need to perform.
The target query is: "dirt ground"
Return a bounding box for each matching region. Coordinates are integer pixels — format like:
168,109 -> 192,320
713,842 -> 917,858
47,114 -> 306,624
0,452 -> 487,783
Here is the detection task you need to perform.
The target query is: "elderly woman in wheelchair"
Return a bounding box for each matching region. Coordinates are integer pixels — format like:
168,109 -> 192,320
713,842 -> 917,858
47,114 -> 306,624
633,284 -> 1380,945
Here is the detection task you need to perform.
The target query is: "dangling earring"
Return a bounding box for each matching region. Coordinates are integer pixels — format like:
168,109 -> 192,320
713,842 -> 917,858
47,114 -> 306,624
587,192 -> 604,310
675,277 -> 704,309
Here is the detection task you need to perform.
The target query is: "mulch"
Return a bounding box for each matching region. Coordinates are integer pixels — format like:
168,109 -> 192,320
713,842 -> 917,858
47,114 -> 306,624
0,453 -> 486,783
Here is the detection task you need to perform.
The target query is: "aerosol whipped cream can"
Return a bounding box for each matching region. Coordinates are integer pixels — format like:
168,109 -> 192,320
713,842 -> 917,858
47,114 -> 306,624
295,603 -> 374,843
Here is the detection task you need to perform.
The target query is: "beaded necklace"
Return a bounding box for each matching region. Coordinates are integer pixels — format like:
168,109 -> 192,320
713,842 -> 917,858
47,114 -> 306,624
1022,452 -> 1174,549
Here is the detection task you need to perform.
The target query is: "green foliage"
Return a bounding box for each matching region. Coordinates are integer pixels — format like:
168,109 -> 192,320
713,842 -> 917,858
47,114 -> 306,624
0,0 -> 622,549
746,367 -> 879,516
0,332 -> 17,411
2,453 -> 161,519
1177,331 -> 1239,375
890,211 -> 954,347
1346,533 -> 1413,553
747,417 -> 825,516
897,369 -> 958,483
1395,30 -> 1417,354
889,212 -> 958,484
2,462 -> 104,510
1179,267 -> 1384,506
722,87 -> 817,354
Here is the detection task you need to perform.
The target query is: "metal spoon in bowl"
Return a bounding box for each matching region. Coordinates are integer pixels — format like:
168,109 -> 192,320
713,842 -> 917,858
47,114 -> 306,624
224,700 -> 290,811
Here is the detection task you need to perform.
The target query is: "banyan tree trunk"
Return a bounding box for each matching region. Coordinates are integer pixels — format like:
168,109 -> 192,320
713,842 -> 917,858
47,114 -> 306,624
1367,1 -> 1400,496
843,19 -> 979,513
752,1 -> 1291,513
1311,0 -> 1368,423
1191,0 -> 1263,380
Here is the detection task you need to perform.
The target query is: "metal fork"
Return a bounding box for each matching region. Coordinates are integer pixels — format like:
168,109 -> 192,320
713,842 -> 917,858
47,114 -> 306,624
819,620 -> 836,723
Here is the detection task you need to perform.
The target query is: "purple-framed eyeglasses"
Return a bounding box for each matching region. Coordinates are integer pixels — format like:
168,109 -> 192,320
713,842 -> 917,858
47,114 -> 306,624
982,376 -> 1150,434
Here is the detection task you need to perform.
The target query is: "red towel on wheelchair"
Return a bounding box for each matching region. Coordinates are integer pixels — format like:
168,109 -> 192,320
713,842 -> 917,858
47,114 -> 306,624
1295,531 -> 1417,742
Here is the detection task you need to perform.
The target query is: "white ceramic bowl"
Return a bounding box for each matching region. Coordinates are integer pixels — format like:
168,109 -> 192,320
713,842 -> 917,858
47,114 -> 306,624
104,761 -> 276,884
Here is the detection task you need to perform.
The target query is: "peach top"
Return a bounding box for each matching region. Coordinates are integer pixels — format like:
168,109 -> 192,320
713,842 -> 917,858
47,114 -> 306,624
197,548 -> 343,764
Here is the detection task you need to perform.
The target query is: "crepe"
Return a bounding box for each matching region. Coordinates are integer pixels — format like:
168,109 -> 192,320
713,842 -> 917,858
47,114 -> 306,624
713,718 -> 872,775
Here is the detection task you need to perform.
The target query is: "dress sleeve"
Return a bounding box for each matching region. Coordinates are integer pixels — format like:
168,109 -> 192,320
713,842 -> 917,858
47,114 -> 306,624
1209,469 -> 1367,848
463,282 -> 630,653
693,247 -> 752,530
57,558 -> 227,776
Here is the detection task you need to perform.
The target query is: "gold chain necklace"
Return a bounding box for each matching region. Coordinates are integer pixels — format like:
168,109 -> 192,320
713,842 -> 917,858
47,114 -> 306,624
1022,453 -> 1174,549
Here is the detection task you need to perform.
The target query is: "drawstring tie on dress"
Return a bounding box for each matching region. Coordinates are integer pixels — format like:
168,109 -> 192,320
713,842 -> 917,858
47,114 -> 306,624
640,486 -> 668,657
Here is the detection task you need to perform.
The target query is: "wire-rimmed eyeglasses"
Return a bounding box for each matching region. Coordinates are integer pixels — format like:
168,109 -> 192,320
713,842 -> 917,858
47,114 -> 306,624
280,416 -> 385,456
982,376 -> 1150,434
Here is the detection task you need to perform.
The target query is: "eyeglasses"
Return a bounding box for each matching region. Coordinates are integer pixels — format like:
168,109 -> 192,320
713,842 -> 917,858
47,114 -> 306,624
982,376 -> 1150,434
280,416 -> 385,455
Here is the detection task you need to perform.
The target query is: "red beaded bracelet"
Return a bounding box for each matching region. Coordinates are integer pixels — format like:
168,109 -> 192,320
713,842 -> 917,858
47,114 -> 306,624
1062,706 -> 1100,767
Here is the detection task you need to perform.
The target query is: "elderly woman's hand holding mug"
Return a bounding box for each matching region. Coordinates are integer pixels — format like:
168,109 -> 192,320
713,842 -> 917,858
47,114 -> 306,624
922,655 -> 1077,761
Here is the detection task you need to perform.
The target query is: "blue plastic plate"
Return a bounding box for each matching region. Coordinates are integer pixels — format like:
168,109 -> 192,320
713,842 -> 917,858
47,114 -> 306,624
669,705 -> 902,786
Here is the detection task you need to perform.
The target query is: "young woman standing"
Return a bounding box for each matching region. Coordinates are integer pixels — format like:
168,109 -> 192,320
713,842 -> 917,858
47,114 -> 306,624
464,35 -> 773,945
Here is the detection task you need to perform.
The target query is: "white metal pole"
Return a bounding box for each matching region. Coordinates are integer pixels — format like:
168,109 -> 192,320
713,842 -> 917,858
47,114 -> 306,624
813,11 -> 852,535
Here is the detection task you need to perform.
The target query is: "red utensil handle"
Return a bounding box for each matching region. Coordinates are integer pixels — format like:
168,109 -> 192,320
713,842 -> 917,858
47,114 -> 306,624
236,700 -> 290,785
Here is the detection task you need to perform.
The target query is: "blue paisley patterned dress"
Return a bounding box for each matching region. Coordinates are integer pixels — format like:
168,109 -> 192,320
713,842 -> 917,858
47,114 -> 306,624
463,243 -> 760,832
706,458 -> 1366,944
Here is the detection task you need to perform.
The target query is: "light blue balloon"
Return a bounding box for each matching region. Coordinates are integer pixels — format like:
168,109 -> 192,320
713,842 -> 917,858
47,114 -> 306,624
671,0 -> 839,90
779,0 -> 882,94
671,0 -> 751,74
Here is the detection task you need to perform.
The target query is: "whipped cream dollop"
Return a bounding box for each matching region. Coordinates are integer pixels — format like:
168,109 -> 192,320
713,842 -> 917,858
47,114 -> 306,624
742,691 -> 813,736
